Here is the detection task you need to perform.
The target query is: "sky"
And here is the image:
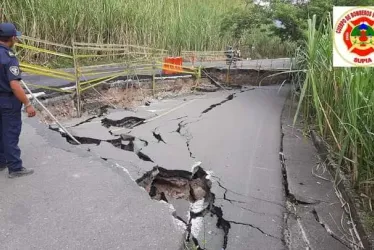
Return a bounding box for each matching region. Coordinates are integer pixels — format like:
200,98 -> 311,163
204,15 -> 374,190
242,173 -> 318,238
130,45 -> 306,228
252,0 -> 286,28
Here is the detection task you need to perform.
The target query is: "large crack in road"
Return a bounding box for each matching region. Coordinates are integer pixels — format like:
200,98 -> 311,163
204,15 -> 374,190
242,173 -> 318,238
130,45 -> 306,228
200,93 -> 236,115
50,126 -> 154,163
175,119 -> 200,159
136,163 -> 231,250
102,116 -> 146,129
280,109 -> 358,250
49,91 -> 279,249
152,130 -> 167,144
311,209 -> 353,249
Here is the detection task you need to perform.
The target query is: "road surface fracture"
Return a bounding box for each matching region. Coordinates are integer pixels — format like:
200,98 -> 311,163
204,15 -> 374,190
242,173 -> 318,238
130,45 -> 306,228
101,116 -> 145,129
281,98 -> 361,250
47,86 -> 292,249
66,106 -> 111,128
136,163 -> 231,250
152,130 -> 166,144
50,126 -> 154,163
175,120 -> 197,159
201,94 -> 235,115
1,119 -> 186,250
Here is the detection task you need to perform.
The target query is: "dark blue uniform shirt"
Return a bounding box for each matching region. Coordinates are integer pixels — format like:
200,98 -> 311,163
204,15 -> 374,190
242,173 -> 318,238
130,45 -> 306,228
0,44 -> 21,93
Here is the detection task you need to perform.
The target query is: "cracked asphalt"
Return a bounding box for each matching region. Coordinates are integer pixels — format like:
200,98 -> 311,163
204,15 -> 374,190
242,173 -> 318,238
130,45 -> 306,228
0,82 -> 353,249
0,117 -> 185,250
56,85 -> 290,249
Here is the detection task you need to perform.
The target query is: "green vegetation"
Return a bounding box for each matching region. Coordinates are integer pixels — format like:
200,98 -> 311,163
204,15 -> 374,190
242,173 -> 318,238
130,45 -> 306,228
295,14 -> 374,199
2,0 -> 246,54
219,4 -> 297,59
267,0 -> 374,42
238,26 -> 297,59
1,0 -> 297,58
364,212 -> 374,230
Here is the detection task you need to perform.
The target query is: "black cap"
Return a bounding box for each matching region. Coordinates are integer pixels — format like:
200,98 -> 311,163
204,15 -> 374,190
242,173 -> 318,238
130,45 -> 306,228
0,23 -> 22,37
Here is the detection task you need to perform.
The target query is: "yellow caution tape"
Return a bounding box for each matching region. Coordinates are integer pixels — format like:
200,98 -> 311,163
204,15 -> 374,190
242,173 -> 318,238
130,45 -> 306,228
79,60 -> 155,70
75,52 -> 130,59
20,63 -> 75,78
80,69 -> 128,77
79,70 -> 130,86
21,67 -> 76,82
26,83 -> 73,93
156,66 -> 196,75
74,47 -> 166,53
80,66 -> 159,91
20,64 -> 76,81
74,42 -> 168,52
21,35 -> 73,49
80,73 -> 125,92
75,52 -> 165,59
15,43 -> 73,59
81,66 -> 154,77
75,47 -> 132,52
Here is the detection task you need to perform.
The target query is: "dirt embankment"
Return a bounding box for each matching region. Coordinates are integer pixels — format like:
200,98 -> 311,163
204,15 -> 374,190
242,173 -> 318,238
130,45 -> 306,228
36,77 -> 202,123
204,68 -> 290,86
35,68 -> 289,123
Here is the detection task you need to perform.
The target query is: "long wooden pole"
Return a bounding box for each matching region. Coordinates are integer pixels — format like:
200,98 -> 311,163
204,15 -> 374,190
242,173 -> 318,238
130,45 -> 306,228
72,40 -> 82,117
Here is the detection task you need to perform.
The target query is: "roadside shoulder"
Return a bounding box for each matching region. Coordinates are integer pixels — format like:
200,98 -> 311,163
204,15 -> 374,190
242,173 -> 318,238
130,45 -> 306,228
281,98 -> 365,250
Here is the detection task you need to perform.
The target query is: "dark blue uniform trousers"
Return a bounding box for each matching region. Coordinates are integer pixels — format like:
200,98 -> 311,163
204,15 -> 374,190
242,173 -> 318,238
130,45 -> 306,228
0,95 -> 23,172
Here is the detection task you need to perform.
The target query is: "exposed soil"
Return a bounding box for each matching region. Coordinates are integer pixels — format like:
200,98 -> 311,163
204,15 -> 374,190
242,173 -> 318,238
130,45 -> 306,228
136,164 -> 231,250
35,69 -> 288,124
36,77 -> 201,123
204,68 -> 290,86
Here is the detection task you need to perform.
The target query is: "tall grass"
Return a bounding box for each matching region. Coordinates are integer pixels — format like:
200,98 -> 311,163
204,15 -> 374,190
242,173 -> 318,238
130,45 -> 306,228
296,15 -> 374,197
1,0 -> 245,53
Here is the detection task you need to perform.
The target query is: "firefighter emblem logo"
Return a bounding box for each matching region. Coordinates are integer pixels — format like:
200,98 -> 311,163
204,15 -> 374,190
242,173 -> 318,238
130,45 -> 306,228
333,7 -> 374,67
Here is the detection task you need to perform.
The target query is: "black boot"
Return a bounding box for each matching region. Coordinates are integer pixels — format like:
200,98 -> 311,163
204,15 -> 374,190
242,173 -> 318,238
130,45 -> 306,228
8,168 -> 34,178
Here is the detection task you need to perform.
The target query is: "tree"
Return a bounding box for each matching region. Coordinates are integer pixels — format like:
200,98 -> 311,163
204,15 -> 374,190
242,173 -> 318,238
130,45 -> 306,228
270,0 -> 374,41
220,3 -> 270,40
220,0 -> 374,47
334,0 -> 373,5
269,0 -> 306,42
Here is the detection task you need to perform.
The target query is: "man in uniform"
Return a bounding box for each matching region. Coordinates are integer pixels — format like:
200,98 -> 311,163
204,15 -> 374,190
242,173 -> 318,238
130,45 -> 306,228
0,22 -> 36,178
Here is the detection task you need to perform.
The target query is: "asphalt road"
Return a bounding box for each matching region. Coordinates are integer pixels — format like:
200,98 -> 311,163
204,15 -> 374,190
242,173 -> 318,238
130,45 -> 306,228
0,117 -> 185,250
22,58 -> 292,88
54,85 -> 290,249
0,82 -> 353,249
133,86 -> 288,249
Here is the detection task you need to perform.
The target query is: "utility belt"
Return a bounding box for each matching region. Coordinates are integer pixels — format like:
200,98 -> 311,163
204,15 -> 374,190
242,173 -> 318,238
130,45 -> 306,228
0,92 -> 14,97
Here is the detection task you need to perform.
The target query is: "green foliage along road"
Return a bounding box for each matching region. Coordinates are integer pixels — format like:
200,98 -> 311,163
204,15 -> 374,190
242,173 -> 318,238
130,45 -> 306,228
296,13 -> 374,206
1,0 -> 297,58
2,0 -> 245,53
2,0 -> 373,56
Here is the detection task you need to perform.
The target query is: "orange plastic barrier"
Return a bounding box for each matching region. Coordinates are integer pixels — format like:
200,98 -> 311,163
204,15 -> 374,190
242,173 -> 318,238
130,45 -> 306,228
162,57 -> 183,75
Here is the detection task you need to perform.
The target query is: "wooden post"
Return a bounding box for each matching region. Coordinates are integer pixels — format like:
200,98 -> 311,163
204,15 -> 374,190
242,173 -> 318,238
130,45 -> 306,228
72,40 -> 81,117
152,61 -> 156,97
192,53 -> 195,68
197,66 -> 202,79
226,64 -> 231,84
